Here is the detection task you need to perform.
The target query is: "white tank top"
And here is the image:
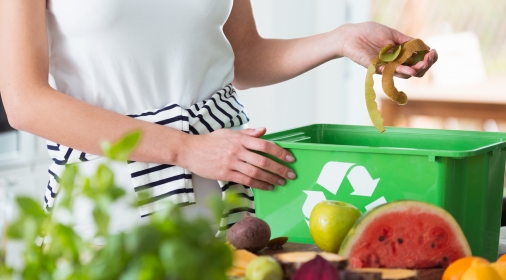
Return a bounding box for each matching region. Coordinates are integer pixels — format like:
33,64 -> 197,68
45,0 -> 237,237
46,0 -> 235,114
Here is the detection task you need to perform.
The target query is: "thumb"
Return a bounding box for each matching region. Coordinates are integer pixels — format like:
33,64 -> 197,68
392,29 -> 413,45
240,127 -> 267,137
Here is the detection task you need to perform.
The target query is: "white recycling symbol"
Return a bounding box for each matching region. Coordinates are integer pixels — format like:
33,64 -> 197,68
302,162 -> 387,226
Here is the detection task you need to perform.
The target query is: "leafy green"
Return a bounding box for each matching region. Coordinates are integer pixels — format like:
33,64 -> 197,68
0,131 -> 233,280
101,130 -> 141,161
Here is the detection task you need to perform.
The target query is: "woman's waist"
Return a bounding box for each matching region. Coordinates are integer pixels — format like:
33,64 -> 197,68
50,70 -> 234,115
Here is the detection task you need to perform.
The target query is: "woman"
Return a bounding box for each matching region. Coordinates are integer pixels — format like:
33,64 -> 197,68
0,0 -> 437,237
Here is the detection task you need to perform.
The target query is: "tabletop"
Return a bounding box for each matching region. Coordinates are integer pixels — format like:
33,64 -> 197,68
259,242 -> 446,280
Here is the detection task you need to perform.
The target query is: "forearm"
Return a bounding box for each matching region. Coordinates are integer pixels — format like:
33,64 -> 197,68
232,28 -> 345,90
5,86 -> 187,165
0,0 -> 182,165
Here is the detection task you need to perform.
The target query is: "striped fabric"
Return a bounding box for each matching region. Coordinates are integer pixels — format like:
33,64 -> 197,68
44,84 -> 255,236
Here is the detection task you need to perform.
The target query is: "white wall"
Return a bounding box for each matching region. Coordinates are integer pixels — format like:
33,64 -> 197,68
238,0 -> 372,133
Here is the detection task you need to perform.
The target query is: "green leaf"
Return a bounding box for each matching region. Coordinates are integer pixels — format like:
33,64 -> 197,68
16,197 -> 46,218
140,255 -> 164,279
59,165 -> 80,210
159,241 -> 188,277
125,226 -> 160,255
54,224 -> 81,261
102,131 -> 141,161
0,263 -> 13,279
81,178 -> 94,198
93,207 -> 110,237
95,164 -> 114,192
118,262 -> 140,280
109,186 -> 126,201
6,218 -> 25,239
88,234 -> 126,279
60,164 -> 79,191
207,194 -> 226,224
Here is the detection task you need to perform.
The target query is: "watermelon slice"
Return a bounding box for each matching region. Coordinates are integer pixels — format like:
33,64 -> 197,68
339,200 -> 471,269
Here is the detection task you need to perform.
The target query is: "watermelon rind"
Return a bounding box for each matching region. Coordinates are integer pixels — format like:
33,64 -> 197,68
338,200 -> 471,258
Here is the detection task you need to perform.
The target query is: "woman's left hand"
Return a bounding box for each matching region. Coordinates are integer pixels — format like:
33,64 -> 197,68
336,22 -> 438,79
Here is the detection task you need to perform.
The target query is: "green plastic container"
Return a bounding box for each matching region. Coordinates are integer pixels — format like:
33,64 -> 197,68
254,124 -> 506,261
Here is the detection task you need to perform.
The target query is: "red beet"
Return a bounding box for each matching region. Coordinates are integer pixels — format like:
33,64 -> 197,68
292,255 -> 339,280
226,213 -> 271,253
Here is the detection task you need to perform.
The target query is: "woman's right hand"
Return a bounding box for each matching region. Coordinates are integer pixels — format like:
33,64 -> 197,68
178,127 -> 296,190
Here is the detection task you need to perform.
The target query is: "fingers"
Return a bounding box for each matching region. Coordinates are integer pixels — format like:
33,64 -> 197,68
239,151 -> 295,181
430,49 -> 438,64
229,170 -> 274,191
391,28 -> 414,45
377,64 -> 413,79
391,49 -> 438,79
411,57 -> 430,77
235,161 -> 286,187
410,49 -> 437,78
239,127 -> 266,138
394,65 -> 416,78
226,133 -> 297,191
241,137 -> 295,163
202,130 -> 297,191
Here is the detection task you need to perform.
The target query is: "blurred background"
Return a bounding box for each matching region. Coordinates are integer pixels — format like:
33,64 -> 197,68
239,0 -> 372,132
370,0 -> 506,132
0,0 -> 505,205
241,0 -> 506,133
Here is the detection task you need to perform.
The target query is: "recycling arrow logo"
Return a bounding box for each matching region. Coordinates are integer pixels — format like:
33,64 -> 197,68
302,162 -> 387,226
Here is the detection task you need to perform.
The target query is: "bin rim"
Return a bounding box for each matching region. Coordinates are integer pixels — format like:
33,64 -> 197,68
263,124 -> 506,159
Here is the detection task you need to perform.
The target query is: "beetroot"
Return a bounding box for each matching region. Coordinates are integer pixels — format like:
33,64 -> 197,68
292,255 -> 339,280
226,213 -> 271,253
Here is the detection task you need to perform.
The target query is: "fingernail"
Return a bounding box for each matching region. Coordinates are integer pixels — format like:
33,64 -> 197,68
255,127 -> 265,131
266,185 -> 274,190
286,155 -> 295,162
288,172 -> 296,179
277,179 -> 285,186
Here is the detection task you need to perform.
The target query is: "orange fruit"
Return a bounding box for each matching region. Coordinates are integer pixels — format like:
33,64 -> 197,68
461,260 -> 501,280
497,254 -> 506,263
442,256 -> 490,280
490,262 -> 506,279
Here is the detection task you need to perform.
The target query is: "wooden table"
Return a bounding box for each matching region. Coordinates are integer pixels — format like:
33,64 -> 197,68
259,243 -> 445,280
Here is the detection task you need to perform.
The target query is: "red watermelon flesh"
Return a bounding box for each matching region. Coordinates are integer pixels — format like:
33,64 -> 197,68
339,201 -> 471,269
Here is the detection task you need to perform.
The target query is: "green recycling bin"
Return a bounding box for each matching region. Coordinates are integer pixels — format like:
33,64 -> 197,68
253,124 -> 506,261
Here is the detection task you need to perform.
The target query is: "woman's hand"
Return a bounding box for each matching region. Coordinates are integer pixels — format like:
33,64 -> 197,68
178,128 -> 296,190
336,22 -> 438,79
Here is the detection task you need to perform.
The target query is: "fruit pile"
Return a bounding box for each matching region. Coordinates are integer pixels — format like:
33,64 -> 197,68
225,200 -> 503,280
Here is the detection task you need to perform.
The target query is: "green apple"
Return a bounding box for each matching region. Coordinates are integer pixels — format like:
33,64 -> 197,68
309,200 -> 361,253
245,256 -> 283,280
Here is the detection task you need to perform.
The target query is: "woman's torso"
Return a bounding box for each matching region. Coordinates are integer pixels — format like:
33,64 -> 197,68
46,0 -> 235,113
45,0 -> 236,237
